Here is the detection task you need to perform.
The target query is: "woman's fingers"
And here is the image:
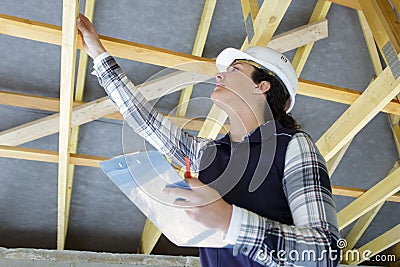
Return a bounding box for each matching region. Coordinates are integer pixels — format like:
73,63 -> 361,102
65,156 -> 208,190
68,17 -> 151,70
76,14 -> 106,59
164,186 -> 193,201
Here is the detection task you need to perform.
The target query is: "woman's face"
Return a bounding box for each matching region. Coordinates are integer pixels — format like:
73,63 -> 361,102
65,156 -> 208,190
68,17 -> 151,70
211,61 -> 265,114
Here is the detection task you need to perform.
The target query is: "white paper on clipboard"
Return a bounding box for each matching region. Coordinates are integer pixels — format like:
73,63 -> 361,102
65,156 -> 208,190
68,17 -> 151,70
99,150 -> 230,248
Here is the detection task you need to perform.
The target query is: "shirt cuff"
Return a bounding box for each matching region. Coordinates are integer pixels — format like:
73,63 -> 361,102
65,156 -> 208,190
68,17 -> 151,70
93,52 -> 111,66
223,205 -> 242,244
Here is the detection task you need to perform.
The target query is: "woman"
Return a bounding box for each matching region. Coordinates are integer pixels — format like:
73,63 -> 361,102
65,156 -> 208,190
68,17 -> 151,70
77,14 -> 340,266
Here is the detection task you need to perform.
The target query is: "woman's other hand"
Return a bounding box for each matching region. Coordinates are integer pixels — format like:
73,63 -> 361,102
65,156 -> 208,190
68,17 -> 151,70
76,13 -> 106,59
164,178 -> 233,235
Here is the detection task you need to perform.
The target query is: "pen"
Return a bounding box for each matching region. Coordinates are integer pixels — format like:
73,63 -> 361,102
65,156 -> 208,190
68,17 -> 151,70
185,157 -> 191,178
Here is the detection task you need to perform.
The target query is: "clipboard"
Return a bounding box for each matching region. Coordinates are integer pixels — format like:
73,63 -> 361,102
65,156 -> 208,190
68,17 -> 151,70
99,150 -> 230,248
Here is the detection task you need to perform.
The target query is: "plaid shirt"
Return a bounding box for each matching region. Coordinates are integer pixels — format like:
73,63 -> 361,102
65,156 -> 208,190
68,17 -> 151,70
93,53 -> 341,266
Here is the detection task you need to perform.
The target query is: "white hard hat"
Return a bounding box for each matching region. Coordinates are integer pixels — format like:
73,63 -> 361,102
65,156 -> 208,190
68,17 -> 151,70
216,47 -> 298,113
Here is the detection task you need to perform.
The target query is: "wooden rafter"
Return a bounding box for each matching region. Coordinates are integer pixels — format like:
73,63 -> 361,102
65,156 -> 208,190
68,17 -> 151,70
331,185 -> 400,203
240,0 -> 259,44
0,145 -> 107,167
344,202 -> 385,253
339,8 -> 392,259
242,0 -> 292,50
0,70 -> 211,146
65,0 -> 97,244
0,91 -> 229,134
328,0 -> 361,10
175,0 -> 217,117
292,0 -> 332,76
0,14 -> 216,76
240,0 -> 259,23
337,167 -> 400,230
1,144 -> 399,203
268,19 -> 328,53
2,75 -> 400,118
359,0 -> 400,58
57,0 -> 79,250
343,161 -> 399,252
326,139 -> 351,175
357,10 -> 383,75
0,14 -> 326,82
316,54 -> 400,161
344,224 -> 400,265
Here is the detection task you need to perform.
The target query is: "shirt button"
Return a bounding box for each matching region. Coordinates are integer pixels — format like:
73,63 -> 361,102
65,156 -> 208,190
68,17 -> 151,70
241,247 -> 248,253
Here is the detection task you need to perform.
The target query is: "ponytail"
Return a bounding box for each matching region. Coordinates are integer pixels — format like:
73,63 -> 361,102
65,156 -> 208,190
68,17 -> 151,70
251,67 -> 300,130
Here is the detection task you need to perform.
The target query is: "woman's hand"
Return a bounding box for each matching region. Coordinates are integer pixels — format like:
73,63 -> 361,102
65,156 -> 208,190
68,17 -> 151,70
164,178 -> 233,235
76,14 -> 106,59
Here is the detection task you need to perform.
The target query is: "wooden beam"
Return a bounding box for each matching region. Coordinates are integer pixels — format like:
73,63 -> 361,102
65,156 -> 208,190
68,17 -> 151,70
240,0 -> 259,44
292,0 -> 332,76
0,95 -> 230,146
328,0 -> 361,10
0,70 -> 211,146
326,139 -> 351,175
65,0 -> 96,244
344,224 -> 400,265
0,96 -> 115,146
175,0 -> 217,117
357,10 -> 383,75
0,91 -> 228,133
337,166 -> 400,230
4,72 -> 400,147
267,19 -> 328,53
3,77 -> 400,117
1,144 -> 399,203
0,145 -> 107,167
297,77 -> 400,117
342,161 -> 398,252
240,0 -> 259,22
0,14 -> 217,77
359,0 -> 400,62
57,0 -> 79,250
316,56 -> 400,161
137,220 -> 162,254
0,12 -> 330,78
241,0 -> 292,50
331,185 -> 400,203
376,0 -> 400,53
343,202 -> 384,253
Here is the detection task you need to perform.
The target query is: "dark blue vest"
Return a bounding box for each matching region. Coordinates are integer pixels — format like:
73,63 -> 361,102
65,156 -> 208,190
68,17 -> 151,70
198,121 -> 297,267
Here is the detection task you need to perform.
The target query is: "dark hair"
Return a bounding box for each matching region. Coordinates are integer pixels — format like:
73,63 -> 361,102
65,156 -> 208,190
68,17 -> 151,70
251,67 -> 300,130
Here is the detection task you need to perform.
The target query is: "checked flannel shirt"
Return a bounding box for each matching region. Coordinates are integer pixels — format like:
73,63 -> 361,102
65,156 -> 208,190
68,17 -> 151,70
93,52 -> 341,266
